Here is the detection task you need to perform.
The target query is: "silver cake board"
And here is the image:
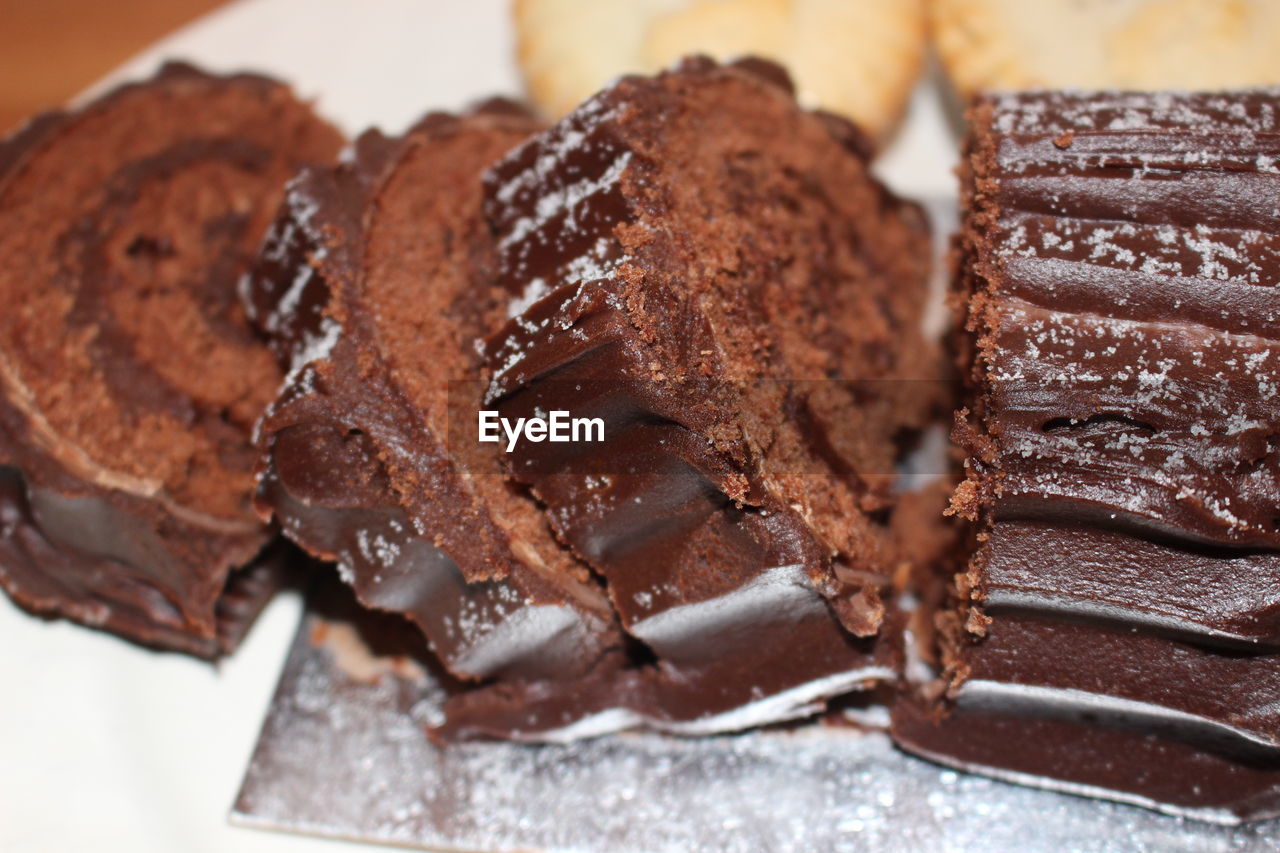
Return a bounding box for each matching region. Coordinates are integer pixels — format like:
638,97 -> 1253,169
231,582 -> 1280,853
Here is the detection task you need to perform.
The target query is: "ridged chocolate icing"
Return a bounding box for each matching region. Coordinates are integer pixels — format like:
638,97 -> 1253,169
894,88 -> 1280,823
0,62 -> 342,656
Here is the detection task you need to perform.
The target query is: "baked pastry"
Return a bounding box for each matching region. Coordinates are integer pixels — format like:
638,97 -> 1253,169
248,102 -> 641,739
514,0 -> 926,140
0,63 -> 342,657
475,57 -> 939,735
931,0 -> 1280,99
894,88 -> 1280,823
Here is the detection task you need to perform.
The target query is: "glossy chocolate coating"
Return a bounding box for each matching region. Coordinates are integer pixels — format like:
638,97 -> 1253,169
893,692 -> 1280,824
984,520 -> 1280,645
479,58 -> 934,731
896,88 -> 1280,821
247,104 -> 662,739
957,613 -> 1280,752
956,91 -> 1280,545
249,79 -> 926,738
0,460 -> 292,657
0,63 -> 341,656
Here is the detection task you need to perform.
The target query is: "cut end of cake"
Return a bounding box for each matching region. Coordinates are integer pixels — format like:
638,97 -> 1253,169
0,62 -> 343,655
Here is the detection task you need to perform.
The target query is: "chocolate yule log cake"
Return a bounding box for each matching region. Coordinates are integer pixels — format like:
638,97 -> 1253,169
0,63 -> 343,656
893,89 -> 1280,822
247,101 -> 642,738
469,57 -> 939,736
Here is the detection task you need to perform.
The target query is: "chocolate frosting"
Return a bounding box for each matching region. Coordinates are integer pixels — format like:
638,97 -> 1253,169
893,692 -> 1280,824
983,520 -> 1280,645
897,88 -> 1280,821
477,58 -> 935,732
246,103 -> 657,739
955,90 -> 1280,546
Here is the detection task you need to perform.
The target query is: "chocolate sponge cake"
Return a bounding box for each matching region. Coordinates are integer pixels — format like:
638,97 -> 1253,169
894,89 -> 1280,822
247,102 -> 637,736
0,63 -> 343,657
477,58 -> 938,733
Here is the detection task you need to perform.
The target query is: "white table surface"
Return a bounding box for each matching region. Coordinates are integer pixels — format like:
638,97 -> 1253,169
0,2 -> 959,850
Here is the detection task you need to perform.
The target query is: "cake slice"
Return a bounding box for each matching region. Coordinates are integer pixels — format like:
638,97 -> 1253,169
476,57 -> 939,733
894,89 -> 1280,823
0,63 -> 342,657
247,102 -> 648,738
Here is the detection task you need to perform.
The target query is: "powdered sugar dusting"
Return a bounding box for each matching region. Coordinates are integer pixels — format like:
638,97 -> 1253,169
977,89 -> 1280,541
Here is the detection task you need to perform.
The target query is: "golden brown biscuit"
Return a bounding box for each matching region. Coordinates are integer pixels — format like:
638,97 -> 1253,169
931,0 -> 1280,98
513,0 -> 927,141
